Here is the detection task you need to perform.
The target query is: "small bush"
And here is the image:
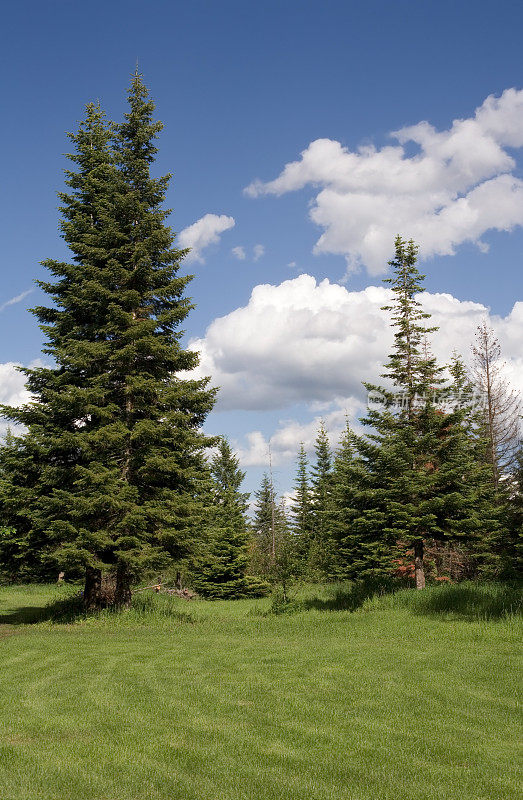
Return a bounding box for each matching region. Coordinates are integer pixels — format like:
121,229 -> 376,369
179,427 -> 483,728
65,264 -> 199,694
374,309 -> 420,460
267,587 -> 300,615
131,592 -> 195,623
242,575 -> 271,597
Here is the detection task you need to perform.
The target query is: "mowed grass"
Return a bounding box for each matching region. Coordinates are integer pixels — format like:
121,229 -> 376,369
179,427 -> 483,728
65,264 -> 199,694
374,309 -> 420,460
0,582 -> 521,800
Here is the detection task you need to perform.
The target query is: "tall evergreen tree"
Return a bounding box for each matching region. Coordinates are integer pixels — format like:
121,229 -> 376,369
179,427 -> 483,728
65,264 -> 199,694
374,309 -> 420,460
309,422 -> 334,575
210,438 -> 249,512
0,76 -> 216,606
250,473 -> 288,576
353,236 -> 495,587
381,238 -> 445,414
327,420 -> 363,580
291,443 -> 313,565
189,439 -> 251,598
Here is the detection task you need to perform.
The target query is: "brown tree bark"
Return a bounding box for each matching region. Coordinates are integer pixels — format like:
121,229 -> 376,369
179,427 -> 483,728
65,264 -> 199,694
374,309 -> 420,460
114,563 -> 132,608
414,539 -> 426,589
84,566 -> 102,609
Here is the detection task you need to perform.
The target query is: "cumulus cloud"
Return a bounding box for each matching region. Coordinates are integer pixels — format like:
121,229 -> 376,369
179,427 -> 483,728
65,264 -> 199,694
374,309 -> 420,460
178,214 -> 235,263
245,89 -> 523,275
253,244 -> 265,261
231,246 -> 246,260
0,362 -> 32,408
233,399 -> 362,468
0,289 -> 33,313
0,361 -> 34,437
190,274 -> 523,414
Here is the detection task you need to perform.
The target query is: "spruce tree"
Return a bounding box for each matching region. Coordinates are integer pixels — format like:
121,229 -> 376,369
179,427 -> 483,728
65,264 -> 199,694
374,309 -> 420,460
189,439 -> 251,599
328,420 -> 362,580
210,438 -> 249,512
291,444 -> 313,566
251,473 -> 288,576
1,76 -> 216,606
0,427 -> 49,581
381,237 -> 445,413
353,236 -> 495,587
309,422 -> 334,576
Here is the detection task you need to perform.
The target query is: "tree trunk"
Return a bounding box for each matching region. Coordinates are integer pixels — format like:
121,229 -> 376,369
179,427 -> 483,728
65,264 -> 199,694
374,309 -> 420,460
114,563 -> 132,608
84,566 -> 102,609
414,539 -> 426,589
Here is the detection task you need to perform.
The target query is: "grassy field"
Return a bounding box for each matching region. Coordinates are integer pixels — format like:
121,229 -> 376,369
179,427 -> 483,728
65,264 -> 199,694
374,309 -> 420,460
0,582 -> 521,800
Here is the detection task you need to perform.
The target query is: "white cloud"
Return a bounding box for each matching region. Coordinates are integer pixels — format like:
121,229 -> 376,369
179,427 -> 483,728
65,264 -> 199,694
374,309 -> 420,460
0,289 -> 33,313
253,244 -> 265,261
245,88 -> 523,275
0,362 -> 32,408
190,274 -> 523,414
0,362 -> 35,437
231,246 -> 246,260
232,399 -> 362,468
178,214 -> 235,264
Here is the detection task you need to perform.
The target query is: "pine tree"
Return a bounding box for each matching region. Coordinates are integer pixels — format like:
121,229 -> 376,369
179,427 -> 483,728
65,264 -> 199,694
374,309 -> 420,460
0,427 -> 49,581
381,237 -> 445,415
328,420 -> 362,580
291,444 -> 313,566
1,76 -> 216,606
354,236 -> 494,587
189,496 -> 250,599
210,438 -> 249,512
309,422 -> 334,576
189,439 -> 251,599
250,473 -> 288,576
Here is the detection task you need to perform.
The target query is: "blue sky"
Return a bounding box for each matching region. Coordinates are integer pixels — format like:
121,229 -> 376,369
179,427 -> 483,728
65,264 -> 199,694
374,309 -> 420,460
1,0 -> 522,500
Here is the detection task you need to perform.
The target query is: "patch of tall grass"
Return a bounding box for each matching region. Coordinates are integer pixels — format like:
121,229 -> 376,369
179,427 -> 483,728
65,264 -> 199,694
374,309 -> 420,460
362,580 -> 522,620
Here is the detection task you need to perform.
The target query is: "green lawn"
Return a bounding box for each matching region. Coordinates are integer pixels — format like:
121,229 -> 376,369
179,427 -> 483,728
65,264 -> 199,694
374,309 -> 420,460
0,582 -> 521,800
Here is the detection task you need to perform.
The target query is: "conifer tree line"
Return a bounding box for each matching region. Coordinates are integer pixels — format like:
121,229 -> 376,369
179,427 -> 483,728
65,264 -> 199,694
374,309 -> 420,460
250,238 -> 522,588
0,76 -> 521,602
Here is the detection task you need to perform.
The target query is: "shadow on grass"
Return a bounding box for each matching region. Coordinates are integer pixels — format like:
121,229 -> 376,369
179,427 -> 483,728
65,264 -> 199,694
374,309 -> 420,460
0,590 -> 196,626
0,594 -> 85,625
301,578 -> 399,613
403,581 -> 522,621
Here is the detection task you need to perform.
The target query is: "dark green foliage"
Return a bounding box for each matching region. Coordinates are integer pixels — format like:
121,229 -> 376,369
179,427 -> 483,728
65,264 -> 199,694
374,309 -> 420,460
381,237 -> 444,405
291,444 -> 313,562
188,509 -> 249,599
331,237 -> 501,585
210,438 -> 249,512
0,76 -> 215,600
250,473 -> 290,577
327,421 -> 373,580
309,422 -> 334,576
502,449 -> 523,577
0,429 -> 55,581
188,439 -> 252,599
